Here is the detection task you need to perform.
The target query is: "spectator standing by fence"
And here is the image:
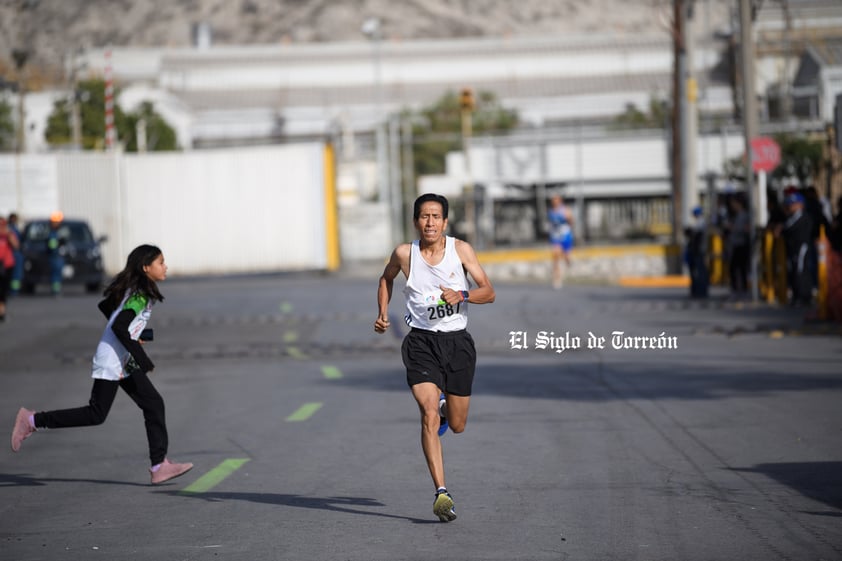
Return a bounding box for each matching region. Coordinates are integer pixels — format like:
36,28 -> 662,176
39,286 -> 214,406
727,195 -> 751,299
7,213 -> 23,296
780,193 -> 814,306
0,217 -> 19,321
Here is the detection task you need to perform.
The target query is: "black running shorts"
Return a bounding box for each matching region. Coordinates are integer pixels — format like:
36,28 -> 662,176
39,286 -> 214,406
401,328 -> 476,396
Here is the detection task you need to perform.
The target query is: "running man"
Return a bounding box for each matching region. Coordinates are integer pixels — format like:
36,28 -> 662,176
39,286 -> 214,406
374,193 -> 495,522
548,195 -> 574,289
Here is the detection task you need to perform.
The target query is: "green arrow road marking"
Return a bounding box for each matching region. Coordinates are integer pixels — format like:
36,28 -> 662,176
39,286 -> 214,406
280,301 -> 293,314
321,365 -> 342,379
283,330 -> 298,343
180,458 -> 250,494
287,402 -> 323,422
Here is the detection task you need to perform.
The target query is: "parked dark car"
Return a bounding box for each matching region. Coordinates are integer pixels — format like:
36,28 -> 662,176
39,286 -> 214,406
20,219 -> 107,294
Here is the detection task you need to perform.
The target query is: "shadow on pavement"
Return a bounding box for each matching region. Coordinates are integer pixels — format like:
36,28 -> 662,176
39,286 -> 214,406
163,490 -> 438,524
481,360 -> 842,402
730,461 -> 842,516
333,359 -> 842,403
588,290 -> 840,333
0,473 -> 440,524
0,473 -> 149,487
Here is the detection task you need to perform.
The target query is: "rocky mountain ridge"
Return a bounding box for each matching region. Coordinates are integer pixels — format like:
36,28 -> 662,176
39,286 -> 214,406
1,0 -> 730,84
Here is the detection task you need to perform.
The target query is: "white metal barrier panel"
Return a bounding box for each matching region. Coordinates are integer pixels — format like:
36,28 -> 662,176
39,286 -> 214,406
0,143 -> 328,276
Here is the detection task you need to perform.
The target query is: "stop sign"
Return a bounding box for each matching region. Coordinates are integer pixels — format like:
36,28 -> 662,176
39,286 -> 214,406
750,136 -> 781,172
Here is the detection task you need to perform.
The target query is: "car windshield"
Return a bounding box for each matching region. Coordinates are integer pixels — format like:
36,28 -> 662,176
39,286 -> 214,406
24,222 -> 94,244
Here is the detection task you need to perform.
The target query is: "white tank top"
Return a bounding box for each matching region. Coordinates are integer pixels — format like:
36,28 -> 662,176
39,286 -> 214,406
404,236 -> 469,332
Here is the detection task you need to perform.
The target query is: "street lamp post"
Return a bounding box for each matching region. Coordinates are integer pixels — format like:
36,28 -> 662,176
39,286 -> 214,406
361,17 -> 383,116
362,17 -> 402,246
361,17 -> 387,205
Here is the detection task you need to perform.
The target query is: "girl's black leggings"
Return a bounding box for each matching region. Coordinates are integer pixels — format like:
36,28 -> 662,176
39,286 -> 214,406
33,371 -> 168,466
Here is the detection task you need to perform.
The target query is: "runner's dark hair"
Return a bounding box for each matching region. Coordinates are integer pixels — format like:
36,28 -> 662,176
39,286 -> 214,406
102,244 -> 165,305
413,193 -> 449,220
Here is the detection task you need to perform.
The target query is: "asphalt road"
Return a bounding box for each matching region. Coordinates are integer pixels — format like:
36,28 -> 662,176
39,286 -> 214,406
1,272 -> 840,561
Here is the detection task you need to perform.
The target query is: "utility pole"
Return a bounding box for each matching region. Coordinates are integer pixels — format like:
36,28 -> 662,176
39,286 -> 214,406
682,1 -> 699,230
670,0 -> 700,263
670,0 -> 685,252
739,0 -> 760,300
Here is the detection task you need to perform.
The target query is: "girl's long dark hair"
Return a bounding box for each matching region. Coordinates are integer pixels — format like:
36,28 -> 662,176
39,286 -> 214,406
102,244 -> 165,306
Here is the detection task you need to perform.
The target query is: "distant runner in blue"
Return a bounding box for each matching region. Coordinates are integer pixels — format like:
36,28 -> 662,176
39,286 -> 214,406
548,195 -> 574,289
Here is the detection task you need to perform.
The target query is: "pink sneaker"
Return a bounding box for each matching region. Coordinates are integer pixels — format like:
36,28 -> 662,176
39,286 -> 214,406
150,458 -> 194,484
11,407 -> 35,452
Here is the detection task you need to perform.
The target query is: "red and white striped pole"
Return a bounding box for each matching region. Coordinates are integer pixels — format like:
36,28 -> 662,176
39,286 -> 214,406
104,47 -> 115,150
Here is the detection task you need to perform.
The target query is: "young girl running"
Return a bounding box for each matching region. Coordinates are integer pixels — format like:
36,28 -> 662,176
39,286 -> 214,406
10,244 -> 193,485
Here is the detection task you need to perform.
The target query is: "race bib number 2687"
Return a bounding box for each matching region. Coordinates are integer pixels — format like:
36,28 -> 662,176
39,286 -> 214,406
427,299 -> 462,321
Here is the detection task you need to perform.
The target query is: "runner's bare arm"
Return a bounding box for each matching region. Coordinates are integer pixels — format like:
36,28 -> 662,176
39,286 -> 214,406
375,244 -> 410,333
441,239 -> 495,305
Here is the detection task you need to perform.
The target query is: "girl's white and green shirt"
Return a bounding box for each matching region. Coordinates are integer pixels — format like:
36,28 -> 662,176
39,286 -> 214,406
91,292 -> 153,381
